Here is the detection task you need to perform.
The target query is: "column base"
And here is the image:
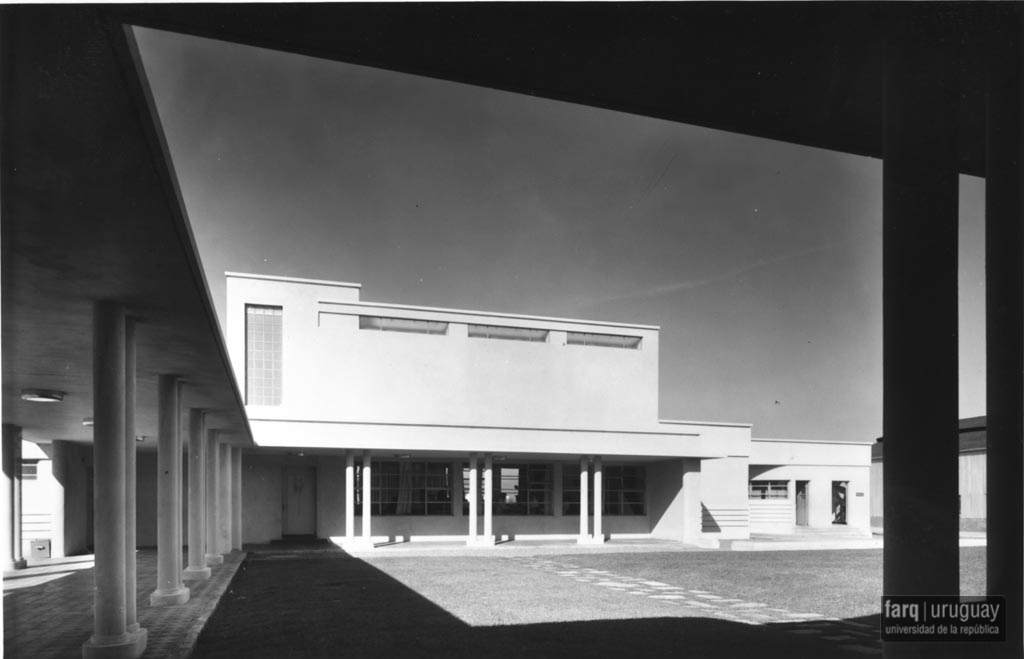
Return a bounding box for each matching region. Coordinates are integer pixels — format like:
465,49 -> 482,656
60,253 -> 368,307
340,537 -> 375,551
183,565 -> 212,580
467,535 -> 496,547
577,535 -> 606,545
9,558 -> 27,570
81,627 -> 147,659
149,586 -> 190,606
205,553 -> 224,566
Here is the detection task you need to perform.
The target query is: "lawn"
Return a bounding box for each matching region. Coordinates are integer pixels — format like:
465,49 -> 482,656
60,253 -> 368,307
191,545 -> 987,659
368,547 -> 984,625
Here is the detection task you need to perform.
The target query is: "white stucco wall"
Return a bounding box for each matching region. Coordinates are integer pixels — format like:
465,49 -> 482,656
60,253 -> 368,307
699,456 -> 750,539
226,273 -> 661,432
748,464 -> 871,533
748,438 -> 871,533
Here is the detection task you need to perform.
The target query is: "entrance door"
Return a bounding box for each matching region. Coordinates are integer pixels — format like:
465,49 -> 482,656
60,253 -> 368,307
795,481 -> 809,526
283,467 -> 317,535
832,480 -> 848,525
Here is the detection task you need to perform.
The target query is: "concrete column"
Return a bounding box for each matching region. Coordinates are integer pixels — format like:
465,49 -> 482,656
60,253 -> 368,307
204,430 -> 222,566
482,454 -> 494,545
344,451 -> 354,540
150,375 -> 189,606
83,301 -> 146,658
467,454 -> 478,545
592,456 -> 604,542
50,440 -> 68,559
578,456 -> 589,542
681,459 -> 703,544
123,318 -> 139,631
183,410 -> 210,580
451,460 -> 464,520
173,382 -> 184,572
881,9 -> 961,658
553,462 -> 563,517
361,452 -> 372,543
218,443 -> 231,554
2,425 -> 26,571
231,448 -> 242,550
788,479 -> 797,527
985,7 -> 1024,656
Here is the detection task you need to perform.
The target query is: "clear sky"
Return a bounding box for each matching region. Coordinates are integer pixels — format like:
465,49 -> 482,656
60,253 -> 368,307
133,26 -> 987,444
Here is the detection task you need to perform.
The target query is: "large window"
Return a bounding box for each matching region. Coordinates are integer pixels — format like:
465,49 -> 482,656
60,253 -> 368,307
355,461 -> 454,515
494,464 -> 553,515
563,464 -> 647,515
461,463 -> 554,515
245,305 -> 282,405
603,466 -> 646,515
749,480 -> 789,499
562,464 -> 586,516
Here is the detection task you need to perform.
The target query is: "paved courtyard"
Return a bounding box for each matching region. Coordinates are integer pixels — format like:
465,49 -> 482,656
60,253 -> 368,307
3,550 -> 244,659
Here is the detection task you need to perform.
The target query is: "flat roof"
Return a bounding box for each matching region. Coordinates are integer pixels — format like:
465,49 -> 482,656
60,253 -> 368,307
226,271 -> 362,289
319,299 -> 660,332
753,437 -> 873,446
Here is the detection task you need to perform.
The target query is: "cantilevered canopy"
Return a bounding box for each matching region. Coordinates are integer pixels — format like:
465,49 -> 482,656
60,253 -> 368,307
2,8 -> 253,446
0,3 -> 997,445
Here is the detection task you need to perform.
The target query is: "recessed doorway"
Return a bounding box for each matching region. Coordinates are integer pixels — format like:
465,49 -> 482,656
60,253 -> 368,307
283,467 -> 317,536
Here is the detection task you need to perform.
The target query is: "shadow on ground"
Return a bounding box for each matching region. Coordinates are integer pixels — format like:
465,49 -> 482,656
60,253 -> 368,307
192,543 -> 879,659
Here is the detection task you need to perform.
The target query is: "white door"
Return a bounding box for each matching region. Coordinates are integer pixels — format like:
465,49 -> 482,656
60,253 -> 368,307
283,467 -> 317,535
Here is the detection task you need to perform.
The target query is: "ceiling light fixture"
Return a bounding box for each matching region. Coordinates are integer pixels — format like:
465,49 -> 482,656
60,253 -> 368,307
82,417 -> 94,427
394,454 -> 411,459
135,435 -> 147,442
21,389 -> 64,403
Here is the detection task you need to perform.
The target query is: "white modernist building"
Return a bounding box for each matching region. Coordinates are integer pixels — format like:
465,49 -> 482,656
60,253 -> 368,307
226,272 -> 870,548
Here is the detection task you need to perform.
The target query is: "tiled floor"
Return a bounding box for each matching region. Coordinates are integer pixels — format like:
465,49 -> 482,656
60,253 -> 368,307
3,550 -> 243,659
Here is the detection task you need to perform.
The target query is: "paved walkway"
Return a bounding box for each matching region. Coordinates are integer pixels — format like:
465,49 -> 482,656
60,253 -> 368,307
3,550 -> 244,659
511,555 -> 879,655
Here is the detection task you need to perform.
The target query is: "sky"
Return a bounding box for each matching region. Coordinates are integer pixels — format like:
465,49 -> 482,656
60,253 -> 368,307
133,26 -> 987,445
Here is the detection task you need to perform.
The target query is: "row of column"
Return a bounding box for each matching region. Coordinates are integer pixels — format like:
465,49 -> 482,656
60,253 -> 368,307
151,382 -> 244,607
78,302 -> 243,659
339,452 -> 607,549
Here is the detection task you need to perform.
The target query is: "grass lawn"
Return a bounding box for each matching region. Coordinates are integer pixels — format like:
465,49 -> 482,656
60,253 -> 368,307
367,546 -> 985,625
519,546 -> 987,622
191,545 -> 986,658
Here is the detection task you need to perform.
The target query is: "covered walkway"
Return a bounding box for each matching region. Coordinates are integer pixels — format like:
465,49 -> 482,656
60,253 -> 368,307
3,551 -> 244,659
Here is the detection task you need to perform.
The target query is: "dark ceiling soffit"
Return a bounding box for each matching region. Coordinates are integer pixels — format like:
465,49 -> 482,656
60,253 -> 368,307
111,3 -> 993,178
110,3 -> 895,169
107,17 -> 255,446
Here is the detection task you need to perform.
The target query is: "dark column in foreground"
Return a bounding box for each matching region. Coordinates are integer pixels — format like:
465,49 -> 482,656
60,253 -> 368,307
882,7 -> 961,657
986,5 -> 1024,657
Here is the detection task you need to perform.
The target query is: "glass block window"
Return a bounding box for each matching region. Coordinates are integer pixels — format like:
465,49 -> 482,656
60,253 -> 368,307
566,331 -> 641,349
245,305 -> 282,406
468,324 -> 549,342
603,466 -> 646,515
749,480 -> 789,499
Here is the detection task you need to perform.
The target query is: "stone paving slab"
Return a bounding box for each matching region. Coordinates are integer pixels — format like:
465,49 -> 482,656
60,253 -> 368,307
3,549 -> 244,659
